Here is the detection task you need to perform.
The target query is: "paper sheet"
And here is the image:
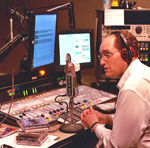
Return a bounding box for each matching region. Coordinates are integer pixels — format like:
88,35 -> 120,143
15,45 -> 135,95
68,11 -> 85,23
104,9 -> 124,26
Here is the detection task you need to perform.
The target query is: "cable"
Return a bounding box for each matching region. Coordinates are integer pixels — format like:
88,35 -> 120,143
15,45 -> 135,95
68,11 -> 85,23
99,90 -> 105,96
0,104 -> 2,110
48,94 -> 69,133
0,115 -> 18,127
0,17 -> 15,126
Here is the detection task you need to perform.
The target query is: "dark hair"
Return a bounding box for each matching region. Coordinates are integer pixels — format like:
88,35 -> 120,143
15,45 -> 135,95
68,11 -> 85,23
111,30 -> 139,57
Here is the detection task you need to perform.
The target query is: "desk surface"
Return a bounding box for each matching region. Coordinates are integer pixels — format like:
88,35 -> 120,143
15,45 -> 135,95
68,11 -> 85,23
1,122 -> 99,148
48,123 -> 99,148
0,85 -> 116,147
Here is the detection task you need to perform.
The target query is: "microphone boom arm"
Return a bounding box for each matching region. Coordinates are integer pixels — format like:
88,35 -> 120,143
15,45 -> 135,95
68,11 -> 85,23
0,33 -> 24,64
46,2 -> 75,29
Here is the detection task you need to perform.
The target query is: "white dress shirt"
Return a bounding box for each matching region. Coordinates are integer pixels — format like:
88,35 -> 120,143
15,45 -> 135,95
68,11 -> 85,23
95,59 -> 150,148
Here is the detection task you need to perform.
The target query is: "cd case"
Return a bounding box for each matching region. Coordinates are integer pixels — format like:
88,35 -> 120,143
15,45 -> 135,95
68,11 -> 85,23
16,131 -> 48,146
17,117 -> 49,131
0,125 -> 18,138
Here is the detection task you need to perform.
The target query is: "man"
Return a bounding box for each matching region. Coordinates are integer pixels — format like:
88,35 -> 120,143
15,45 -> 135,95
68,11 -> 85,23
81,30 -> 150,148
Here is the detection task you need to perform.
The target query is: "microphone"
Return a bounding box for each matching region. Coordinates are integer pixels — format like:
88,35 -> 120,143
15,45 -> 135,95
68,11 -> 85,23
9,9 -> 27,23
60,53 -> 83,133
65,53 -> 79,97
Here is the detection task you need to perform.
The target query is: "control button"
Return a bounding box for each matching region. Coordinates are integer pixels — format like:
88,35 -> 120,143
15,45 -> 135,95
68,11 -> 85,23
49,111 -> 53,114
135,26 -> 142,34
22,113 -> 26,116
19,115 -> 23,118
53,110 -> 56,113
57,109 -> 60,112
41,114 -> 45,117
83,100 -> 87,102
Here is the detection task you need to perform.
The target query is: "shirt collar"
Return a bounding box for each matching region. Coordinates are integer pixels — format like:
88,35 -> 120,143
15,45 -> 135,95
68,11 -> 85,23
117,59 -> 141,89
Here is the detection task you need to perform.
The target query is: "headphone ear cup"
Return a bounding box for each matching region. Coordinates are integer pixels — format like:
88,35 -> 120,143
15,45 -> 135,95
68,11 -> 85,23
130,46 -> 136,57
121,48 -> 129,62
121,46 -> 135,62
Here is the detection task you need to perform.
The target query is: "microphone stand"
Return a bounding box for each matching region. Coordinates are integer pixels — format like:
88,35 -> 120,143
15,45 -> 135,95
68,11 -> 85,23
60,62 -> 84,133
70,96 -> 74,124
9,14 -> 15,95
60,94 -> 84,133
0,14 -> 15,125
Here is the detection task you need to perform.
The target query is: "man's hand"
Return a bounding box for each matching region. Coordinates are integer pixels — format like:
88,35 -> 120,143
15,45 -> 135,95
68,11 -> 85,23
81,106 -> 112,128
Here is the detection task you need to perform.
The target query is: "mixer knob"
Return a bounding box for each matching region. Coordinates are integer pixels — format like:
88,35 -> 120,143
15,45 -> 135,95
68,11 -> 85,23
49,111 -> 53,114
77,102 -> 81,104
83,100 -> 87,102
53,110 -> 56,113
135,26 -> 142,34
19,115 -> 23,118
22,113 -> 26,116
41,114 -> 45,117
57,109 -> 60,112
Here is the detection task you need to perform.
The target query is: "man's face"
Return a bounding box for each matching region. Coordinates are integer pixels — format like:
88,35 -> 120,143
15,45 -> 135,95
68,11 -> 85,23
99,35 -> 128,79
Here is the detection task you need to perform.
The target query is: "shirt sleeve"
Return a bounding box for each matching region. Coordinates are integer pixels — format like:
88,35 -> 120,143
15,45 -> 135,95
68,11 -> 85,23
95,89 -> 150,148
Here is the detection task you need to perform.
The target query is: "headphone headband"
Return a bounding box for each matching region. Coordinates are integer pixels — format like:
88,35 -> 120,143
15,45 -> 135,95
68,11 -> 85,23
110,31 -> 133,62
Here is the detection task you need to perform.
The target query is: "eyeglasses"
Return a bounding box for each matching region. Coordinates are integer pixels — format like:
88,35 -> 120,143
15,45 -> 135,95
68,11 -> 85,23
98,51 -> 119,61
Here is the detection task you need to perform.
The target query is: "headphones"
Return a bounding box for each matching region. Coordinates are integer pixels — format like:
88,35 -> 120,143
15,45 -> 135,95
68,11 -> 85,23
110,31 -> 135,63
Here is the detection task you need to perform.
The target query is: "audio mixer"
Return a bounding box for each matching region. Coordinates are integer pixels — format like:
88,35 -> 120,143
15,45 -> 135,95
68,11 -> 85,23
0,85 -> 117,124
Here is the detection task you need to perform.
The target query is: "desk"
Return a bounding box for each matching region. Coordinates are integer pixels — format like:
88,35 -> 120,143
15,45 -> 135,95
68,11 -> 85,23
48,121 -> 100,148
0,122 -> 99,148
0,85 -> 116,147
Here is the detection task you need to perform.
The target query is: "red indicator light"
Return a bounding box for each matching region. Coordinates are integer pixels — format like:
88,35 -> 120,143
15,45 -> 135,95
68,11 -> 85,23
39,70 -> 45,76
7,88 -> 15,93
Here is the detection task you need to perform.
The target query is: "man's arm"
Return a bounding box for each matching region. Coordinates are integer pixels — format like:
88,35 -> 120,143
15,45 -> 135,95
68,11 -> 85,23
95,89 -> 149,148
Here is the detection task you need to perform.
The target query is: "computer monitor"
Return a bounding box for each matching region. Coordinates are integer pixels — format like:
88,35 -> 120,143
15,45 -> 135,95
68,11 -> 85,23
28,13 -> 57,76
55,29 -> 94,72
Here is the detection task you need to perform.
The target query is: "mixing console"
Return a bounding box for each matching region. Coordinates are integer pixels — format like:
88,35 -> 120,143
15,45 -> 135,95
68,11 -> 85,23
0,85 -> 117,124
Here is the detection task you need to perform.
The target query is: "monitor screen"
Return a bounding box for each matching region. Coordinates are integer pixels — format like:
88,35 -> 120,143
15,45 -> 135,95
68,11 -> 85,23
56,29 -> 94,72
28,13 -> 57,75
33,14 -> 57,68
